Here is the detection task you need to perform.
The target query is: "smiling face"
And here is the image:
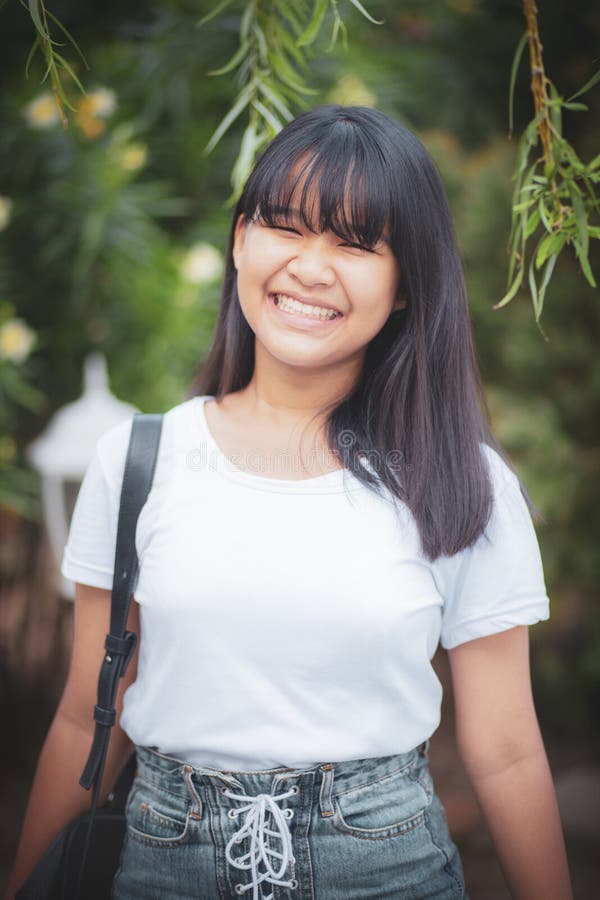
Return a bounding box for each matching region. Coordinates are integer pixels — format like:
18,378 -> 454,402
232,203 -> 403,375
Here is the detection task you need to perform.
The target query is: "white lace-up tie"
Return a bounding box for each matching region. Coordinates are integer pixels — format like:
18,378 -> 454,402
222,783 -> 298,899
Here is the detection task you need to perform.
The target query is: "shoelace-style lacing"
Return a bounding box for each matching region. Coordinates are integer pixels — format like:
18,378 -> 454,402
222,783 -> 298,899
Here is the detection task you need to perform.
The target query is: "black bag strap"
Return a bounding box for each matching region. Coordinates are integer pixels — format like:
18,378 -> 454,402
75,413 -> 163,895
80,412 -> 163,789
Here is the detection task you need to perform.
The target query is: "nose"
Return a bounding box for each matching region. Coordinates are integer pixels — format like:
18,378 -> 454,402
286,235 -> 335,288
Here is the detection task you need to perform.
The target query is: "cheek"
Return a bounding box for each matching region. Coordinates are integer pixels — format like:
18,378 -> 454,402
349,263 -> 398,315
237,238 -> 286,293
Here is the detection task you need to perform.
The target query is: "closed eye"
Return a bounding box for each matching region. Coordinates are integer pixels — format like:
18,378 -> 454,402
340,241 -> 375,253
268,224 -> 300,235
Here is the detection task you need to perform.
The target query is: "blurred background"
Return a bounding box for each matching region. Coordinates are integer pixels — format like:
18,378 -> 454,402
0,0 -> 599,896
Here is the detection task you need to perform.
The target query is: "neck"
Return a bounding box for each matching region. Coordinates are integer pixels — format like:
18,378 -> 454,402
239,346 -> 363,427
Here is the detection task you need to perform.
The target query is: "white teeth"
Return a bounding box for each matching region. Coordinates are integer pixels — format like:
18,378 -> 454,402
274,294 -> 339,320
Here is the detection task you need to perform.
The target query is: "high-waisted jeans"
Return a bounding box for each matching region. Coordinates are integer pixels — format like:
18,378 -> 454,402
111,741 -> 468,899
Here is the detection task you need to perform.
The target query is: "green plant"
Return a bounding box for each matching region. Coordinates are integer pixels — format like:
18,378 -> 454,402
17,0 -> 88,126
199,0 -> 382,199
0,303 -> 44,518
497,0 -> 600,328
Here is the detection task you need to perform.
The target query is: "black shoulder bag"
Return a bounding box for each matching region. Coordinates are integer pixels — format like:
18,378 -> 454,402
16,412 -> 164,900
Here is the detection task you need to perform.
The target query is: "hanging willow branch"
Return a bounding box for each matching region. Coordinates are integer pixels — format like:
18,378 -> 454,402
16,0 -> 88,127
497,0 -> 600,328
199,0 -> 382,200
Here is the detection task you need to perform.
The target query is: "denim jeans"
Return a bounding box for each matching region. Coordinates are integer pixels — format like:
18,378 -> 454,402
111,741 -> 468,899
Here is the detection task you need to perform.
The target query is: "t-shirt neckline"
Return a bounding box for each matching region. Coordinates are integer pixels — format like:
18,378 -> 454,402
191,395 -> 363,494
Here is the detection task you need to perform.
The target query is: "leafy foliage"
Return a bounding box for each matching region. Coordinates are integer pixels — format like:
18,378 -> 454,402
19,0 -> 89,125
498,9 -> 600,327
199,0 -> 382,199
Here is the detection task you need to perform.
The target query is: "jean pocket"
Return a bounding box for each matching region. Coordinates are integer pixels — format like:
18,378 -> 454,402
126,776 -> 193,848
331,757 -> 432,840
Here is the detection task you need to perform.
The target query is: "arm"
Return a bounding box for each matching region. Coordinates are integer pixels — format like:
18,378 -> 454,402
4,584 -> 140,900
448,625 -> 572,900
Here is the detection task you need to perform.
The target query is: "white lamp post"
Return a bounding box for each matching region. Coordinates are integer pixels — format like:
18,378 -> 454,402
26,352 -> 139,599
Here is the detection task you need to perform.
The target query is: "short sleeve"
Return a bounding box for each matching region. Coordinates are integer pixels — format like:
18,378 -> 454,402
438,450 -> 550,650
60,418 -> 133,590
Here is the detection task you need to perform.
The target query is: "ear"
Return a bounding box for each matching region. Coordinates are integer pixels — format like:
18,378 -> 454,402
392,292 -> 408,312
232,215 -> 247,270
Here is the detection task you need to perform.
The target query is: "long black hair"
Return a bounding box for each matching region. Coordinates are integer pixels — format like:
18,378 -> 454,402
187,105 -> 538,561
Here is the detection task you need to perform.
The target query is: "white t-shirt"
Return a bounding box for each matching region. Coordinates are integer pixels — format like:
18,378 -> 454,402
61,395 -> 550,770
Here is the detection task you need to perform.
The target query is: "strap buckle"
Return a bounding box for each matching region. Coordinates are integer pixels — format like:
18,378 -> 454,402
104,630 -> 138,677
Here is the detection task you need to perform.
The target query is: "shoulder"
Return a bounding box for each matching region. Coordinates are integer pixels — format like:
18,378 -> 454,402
479,442 -> 520,500
95,396 -> 203,493
478,442 -> 535,538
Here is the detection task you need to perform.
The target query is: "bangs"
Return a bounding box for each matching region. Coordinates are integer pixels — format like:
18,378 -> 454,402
240,119 -> 395,249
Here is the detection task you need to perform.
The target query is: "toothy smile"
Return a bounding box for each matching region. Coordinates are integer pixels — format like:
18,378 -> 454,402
271,293 -> 342,320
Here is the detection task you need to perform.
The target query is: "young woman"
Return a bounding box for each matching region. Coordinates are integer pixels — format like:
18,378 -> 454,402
8,106 -> 572,900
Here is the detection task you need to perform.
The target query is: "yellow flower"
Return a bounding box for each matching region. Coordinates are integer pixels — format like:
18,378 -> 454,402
328,74 -> 376,109
75,88 -> 117,140
84,88 -> 117,118
120,143 -> 148,171
24,92 -> 61,129
77,113 -> 106,140
0,197 -> 12,231
180,244 -> 223,285
0,318 -> 36,363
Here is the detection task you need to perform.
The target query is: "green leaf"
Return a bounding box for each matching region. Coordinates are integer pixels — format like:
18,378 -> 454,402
524,209 -> 541,238
276,22 -> 306,66
528,256 -> 541,319
27,0 -> 47,39
548,97 -> 562,135
257,78 -> 294,121
207,40 -> 250,77
523,116 -> 540,148
253,23 -> 268,64
493,267 -> 524,310
24,34 -> 41,78
253,99 -> 282,133
506,218 -> 522,284
45,8 -> 88,68
280,23 -> 313,71
240,3 -> 254,42
53,50 -> 85,93
513,198 -> 536,212
196,0 -> 235,29
568,182 -> 588,259
535,231 -> 567,269
268,49 -> 316,95
204,83 -> 254,155
573,239 -> 597,288
274,0 -> 308,38
513,135 -> 534,187
562,102 -> 589,112
536,252 -> 558,320
566,68 -> 600,102
297,0 -> 329,47
508,31 -> 527,138
231,121 -> 259,197
329,11 -> 348,50
538,198 -> 553,233
347,0 -> 384,25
